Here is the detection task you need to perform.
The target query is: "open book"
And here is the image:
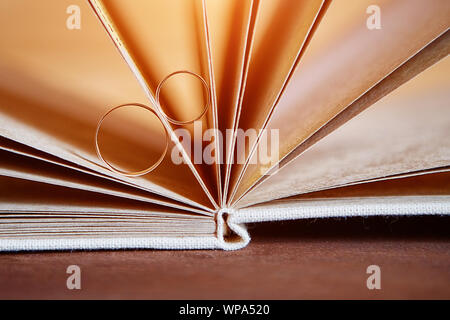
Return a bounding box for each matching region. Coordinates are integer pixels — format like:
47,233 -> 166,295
0,0 -> 449,251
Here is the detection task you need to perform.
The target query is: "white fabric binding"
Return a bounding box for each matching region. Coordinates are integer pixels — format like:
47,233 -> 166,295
1,196 -> 448,251
0,236 -> 221,251
216,208 -> 251,251
0,208 -> 251,251
234,196 -> 450,224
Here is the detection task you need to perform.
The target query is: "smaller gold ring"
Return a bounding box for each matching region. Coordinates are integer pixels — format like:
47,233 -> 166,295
94,103 -> 169,177
155,70 -> 210,125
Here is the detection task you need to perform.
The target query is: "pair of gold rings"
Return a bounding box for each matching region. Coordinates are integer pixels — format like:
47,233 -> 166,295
94,70 -> 210,177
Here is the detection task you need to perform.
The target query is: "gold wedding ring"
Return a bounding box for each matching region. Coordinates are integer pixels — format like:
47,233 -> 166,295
94,103 -> 169,177
155,70 -> 210,125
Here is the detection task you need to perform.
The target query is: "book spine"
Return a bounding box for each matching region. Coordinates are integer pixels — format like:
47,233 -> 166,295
216,208 -> 251,250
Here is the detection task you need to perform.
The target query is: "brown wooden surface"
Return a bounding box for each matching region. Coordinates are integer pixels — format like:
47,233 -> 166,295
0,215 -> 449,299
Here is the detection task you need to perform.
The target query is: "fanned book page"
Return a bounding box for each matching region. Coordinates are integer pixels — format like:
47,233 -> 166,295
0,0 -> 449,251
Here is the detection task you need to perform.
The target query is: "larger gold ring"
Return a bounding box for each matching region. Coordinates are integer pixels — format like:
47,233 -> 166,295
155,70 -> 210,125
94,103 -> 169,177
